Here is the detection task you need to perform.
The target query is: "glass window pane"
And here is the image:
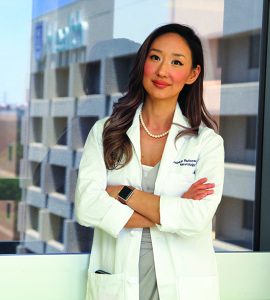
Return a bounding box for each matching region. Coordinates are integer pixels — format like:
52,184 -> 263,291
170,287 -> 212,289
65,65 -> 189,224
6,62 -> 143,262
1,0 -> 263,254
215,0 -> 263,251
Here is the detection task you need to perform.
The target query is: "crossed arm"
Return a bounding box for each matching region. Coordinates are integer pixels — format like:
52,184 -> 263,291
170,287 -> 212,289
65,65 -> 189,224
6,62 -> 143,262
106,178 -> 215,228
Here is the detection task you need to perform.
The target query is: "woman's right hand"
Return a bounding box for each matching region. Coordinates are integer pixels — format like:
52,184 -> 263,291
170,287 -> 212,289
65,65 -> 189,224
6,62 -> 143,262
182,177 -> 215,200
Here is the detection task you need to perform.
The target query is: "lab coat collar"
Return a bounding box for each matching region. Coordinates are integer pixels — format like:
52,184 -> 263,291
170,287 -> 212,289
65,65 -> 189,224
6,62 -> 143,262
126,102 -> 190,189
156,103 -> 190,193
126,103 -> 143,163
126,102 -> 190,134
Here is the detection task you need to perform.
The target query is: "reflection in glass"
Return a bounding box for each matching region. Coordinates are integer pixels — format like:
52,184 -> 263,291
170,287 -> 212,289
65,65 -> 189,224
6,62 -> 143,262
215,0 -> 262,251
0,108 -> 23,253
0,0 -> 263,254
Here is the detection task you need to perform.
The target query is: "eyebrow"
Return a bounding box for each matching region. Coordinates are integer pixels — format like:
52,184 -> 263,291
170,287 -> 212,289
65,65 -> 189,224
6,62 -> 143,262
149,48 -> 186,58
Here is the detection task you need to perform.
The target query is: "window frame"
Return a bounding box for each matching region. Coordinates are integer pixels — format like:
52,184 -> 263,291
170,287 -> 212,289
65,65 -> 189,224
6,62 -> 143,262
253,0 -> 270,251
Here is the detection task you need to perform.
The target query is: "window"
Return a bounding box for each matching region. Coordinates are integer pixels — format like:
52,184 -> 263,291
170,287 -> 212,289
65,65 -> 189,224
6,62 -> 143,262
246,116 -> 257,150
249,33 -> 260,69
0,0 -> 265,255
8,144 -> 13,161
243,201 -> 254,230
6,203 -> 11,219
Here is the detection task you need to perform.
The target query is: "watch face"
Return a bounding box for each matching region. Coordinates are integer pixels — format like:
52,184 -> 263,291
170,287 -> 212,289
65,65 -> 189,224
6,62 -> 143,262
118,186 -> 133,200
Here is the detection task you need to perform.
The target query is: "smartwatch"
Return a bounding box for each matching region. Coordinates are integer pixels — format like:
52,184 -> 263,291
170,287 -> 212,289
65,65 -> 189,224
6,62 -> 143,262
117,186 -> 135,204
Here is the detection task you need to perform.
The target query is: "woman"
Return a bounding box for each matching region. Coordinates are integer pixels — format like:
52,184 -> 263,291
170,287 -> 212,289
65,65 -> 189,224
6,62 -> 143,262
75,23 -> 224,300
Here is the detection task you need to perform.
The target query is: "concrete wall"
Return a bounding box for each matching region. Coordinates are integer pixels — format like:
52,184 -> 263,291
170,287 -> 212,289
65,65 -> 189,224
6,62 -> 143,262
19,0 -> 141,254
18,0 -> 263,255
223,0 -> 263,36
219,34 -> 260,84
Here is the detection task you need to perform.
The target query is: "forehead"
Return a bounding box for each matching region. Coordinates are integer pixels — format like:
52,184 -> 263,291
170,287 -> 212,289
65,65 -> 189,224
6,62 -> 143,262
150,33 -> 191,57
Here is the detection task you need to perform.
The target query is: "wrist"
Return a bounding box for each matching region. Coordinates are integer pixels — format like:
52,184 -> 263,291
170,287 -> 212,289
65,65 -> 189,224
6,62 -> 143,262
117,186 -> 135,205
126,188 -> 138,206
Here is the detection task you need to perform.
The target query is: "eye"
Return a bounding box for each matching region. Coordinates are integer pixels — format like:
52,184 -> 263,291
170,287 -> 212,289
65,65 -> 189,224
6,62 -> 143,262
172,60 -> 183,66
149,54 -> 160,61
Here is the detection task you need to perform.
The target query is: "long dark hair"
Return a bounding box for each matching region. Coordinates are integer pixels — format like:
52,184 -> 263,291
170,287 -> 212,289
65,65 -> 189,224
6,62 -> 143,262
102,23 -> 217,170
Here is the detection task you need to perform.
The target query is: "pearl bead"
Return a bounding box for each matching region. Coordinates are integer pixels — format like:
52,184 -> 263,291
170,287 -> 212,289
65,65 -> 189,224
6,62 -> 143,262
139,112 -> 170,139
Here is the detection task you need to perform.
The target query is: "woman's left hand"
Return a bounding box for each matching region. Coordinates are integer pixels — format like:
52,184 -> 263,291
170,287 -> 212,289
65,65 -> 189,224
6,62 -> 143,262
182,178 -> 215,200
106,185 -> 123,199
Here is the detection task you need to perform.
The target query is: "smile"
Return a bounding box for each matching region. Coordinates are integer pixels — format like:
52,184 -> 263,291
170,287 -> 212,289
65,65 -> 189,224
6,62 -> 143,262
152,80 -> 171,89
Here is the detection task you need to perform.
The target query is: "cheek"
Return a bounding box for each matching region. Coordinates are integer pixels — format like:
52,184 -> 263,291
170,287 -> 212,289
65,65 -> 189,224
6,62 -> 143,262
143,61 -> 155,78
171,70 -> 191,84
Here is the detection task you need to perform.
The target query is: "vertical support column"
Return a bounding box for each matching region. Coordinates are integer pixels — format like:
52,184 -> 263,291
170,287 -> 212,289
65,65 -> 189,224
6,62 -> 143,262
69,63 -> 85,97
254,0 -> 270,251
44,68 -> 56,99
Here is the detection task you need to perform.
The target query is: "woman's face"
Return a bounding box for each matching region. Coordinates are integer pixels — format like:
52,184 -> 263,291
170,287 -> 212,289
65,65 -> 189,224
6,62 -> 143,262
143,32 -> 200,105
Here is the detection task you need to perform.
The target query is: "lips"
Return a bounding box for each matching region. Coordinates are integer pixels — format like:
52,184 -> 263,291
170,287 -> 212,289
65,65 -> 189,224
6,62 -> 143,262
152,80 -> 171,88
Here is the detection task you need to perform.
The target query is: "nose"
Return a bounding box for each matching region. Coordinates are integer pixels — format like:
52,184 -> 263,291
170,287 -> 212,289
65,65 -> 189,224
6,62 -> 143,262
156,60 -> 168,77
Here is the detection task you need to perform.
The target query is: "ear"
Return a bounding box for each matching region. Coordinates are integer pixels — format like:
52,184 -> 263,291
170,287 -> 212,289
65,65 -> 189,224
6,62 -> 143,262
186,65 -> 201,85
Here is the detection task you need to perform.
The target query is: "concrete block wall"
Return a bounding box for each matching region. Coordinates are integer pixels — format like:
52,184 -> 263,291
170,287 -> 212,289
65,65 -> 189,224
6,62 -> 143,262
23,30 -> 260,253
26,186 -> 47,208
77,94 -> 107,118
63,220 -> 94,253
19,159 -> 31,188
70,115 -> 98,150
31,72 -> 44,99
23,205 -> 46,254
19,6 -> 141,254
17,0 -> 263,257
74,149 -> 83,169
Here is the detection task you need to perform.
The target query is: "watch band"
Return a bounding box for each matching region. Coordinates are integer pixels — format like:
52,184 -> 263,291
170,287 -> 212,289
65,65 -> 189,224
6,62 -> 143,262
117,186 -> 135,204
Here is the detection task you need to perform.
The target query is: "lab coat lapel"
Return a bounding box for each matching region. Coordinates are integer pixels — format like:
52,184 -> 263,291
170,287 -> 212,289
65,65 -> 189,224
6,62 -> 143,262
126,103 -> 143,164
126,103 -> 190,194
155,104 -> 190,194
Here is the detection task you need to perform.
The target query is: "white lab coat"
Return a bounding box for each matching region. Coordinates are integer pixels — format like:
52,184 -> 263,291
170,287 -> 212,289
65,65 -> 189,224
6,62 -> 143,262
75,103 -> 224,300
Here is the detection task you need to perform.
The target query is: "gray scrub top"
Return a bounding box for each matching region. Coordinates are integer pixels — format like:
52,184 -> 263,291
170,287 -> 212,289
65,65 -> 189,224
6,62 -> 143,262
139,162 -> 160,300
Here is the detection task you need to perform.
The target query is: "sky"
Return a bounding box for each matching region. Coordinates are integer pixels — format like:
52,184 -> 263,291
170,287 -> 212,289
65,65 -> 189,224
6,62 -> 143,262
0,0 -> 167,105
113,0 -> 171,43
0,1 -> 32,105
0,0 -> 224,105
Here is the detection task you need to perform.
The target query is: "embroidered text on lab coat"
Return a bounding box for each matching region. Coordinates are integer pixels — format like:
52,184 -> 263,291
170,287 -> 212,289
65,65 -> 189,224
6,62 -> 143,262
173,159 -> 197,167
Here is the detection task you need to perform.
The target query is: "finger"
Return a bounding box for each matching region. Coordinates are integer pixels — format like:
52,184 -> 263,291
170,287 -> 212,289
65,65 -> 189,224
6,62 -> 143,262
187,185 -> 214,196
196,183 -> 215,190
192,177 -> 208,186
195,190 -> 214,198
204,190 -> 214,196
200,189 -> 214,195
193,194 -> 204,200
184,191 -> 205,200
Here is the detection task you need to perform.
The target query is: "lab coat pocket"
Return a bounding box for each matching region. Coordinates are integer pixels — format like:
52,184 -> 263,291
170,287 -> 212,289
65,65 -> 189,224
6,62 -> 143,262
86,272 -> 125,300
178,275 -> 219,300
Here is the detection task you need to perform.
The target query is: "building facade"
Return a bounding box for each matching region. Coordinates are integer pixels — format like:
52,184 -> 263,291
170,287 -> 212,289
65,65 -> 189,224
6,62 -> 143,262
18,0 -> 263,253
0,108 -> 23,247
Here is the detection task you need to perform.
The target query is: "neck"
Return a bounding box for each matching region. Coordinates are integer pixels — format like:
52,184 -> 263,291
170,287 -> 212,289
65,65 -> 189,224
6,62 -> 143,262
141,98 -> 177,130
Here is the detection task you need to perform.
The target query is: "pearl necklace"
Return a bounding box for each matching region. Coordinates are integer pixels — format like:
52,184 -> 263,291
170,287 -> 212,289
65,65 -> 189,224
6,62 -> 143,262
139,112 -> 170,138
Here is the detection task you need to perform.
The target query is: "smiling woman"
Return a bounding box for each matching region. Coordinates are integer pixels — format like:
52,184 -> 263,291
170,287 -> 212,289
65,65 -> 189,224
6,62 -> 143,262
143,33 -> 201,106
0,0 -> 267,299
75,23 -> 224,300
